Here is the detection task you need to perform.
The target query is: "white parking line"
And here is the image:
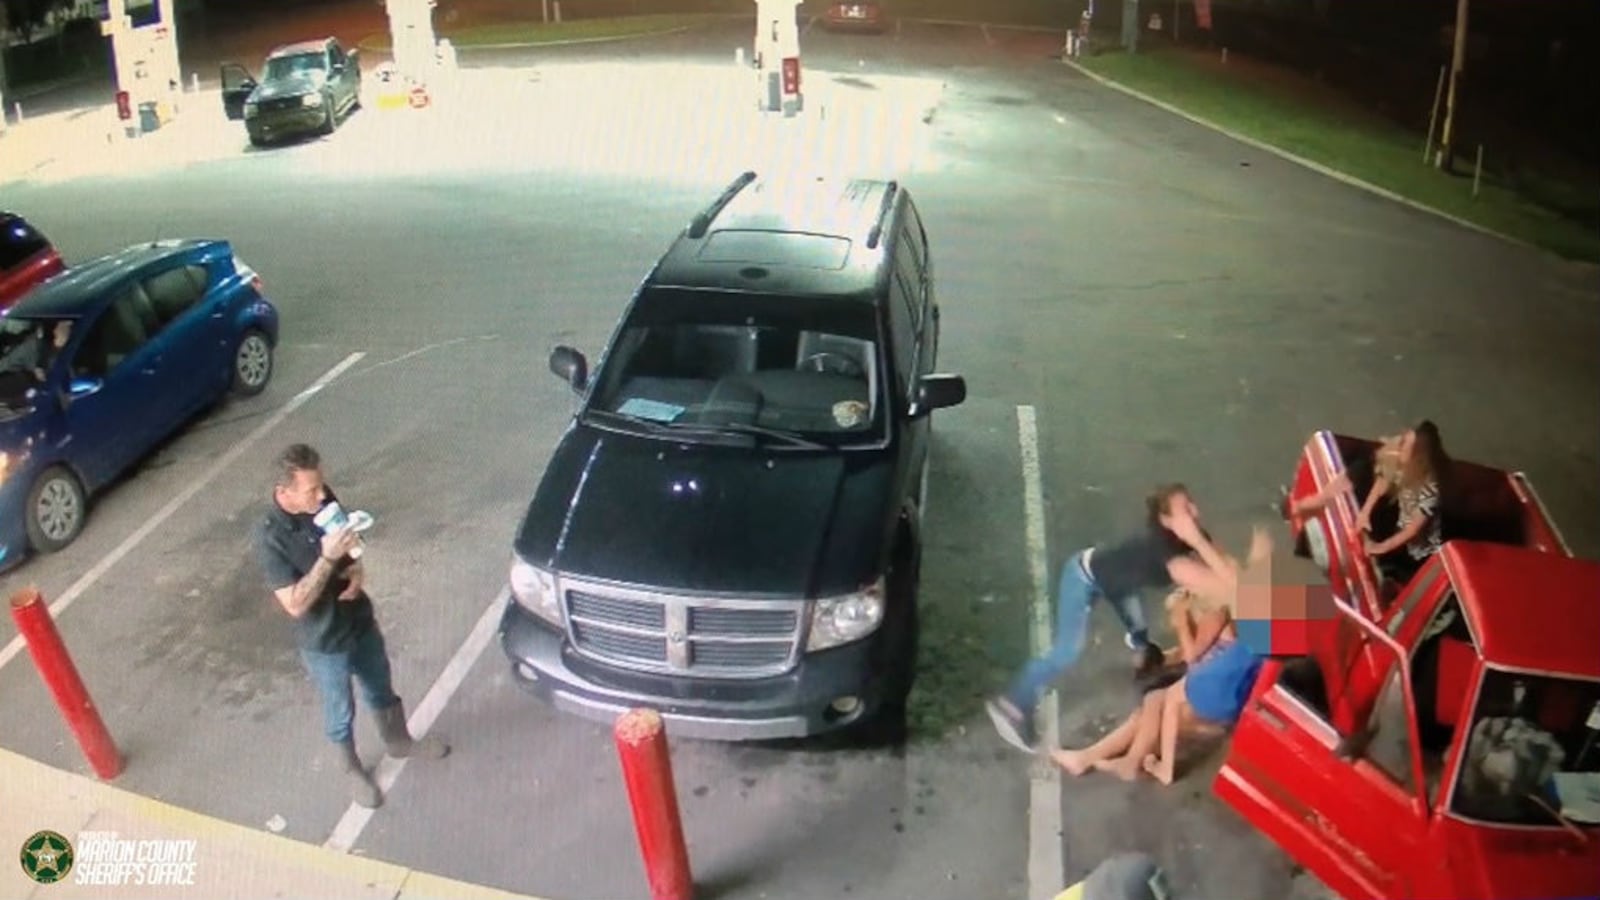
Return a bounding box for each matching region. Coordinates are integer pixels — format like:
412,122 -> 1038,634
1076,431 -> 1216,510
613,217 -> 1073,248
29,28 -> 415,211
1016,405 -> 1063,900
322,586 -> 507,854
0,352 -> 366,673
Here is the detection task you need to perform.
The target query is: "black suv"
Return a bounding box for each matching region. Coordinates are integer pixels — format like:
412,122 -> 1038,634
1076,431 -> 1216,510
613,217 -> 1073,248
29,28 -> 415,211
500,171 -> 966,742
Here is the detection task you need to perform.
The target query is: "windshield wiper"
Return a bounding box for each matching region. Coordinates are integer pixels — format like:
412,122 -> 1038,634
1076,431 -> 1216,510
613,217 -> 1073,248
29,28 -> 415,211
668,421 -> 827,449
583,409 -> 672,432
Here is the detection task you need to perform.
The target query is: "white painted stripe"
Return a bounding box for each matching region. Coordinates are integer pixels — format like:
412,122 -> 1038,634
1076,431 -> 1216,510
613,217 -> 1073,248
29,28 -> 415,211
322,586 -> 507,853
1017,405 -> 1063,900
0,351 -> 366,673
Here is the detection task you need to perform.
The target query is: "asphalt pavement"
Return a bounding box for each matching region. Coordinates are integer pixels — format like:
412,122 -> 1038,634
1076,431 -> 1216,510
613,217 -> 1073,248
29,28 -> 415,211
2,13 -> 1597,900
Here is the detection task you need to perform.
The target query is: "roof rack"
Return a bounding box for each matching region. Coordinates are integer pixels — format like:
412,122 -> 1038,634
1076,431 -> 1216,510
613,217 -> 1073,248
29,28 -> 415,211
864,180 -> 900,249
687,171 -> 759,239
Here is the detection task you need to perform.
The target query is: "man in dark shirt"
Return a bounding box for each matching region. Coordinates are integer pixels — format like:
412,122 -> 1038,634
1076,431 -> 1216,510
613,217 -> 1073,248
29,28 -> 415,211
987,483 -> 1242,753
254,442 -> 449,809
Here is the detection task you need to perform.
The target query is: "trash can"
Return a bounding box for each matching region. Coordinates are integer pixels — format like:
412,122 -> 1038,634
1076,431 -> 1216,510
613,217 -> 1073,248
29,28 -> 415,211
138,101 -> 161,133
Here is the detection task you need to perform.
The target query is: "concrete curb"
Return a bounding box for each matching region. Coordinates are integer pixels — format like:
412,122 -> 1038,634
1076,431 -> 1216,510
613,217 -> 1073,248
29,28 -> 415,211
904,17 -> 1065,34
0,747 -> 552,899
355,13 -> 1066,56
1061,56 -> 1578,264
356,18 -> 717,55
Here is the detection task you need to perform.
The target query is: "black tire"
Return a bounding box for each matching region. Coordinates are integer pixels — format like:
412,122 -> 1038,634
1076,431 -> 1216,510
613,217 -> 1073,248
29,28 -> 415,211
846,537 -> 920,749
231,328 -> 273,396
319,93 -> 337,134
25,466 -> 87,554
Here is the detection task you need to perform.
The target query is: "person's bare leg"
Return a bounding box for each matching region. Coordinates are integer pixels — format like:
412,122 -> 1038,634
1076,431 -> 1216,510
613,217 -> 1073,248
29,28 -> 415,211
1142,681 -> 1188,785
1092,691 -> 1164,782
1051,710 -> 1139,776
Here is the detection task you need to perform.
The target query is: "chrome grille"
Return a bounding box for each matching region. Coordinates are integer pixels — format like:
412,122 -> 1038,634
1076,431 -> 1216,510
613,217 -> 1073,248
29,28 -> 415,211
564,584 -> 800,677
689,606 -> 797,636
260,96 -> 307,114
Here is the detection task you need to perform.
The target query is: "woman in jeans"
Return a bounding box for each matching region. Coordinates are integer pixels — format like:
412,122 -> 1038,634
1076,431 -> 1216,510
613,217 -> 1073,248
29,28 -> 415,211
1050,536 -> 1271,784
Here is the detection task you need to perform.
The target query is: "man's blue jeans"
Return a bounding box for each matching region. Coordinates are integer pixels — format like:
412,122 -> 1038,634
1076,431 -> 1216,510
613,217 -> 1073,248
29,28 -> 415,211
299,624 -> 402,744
1003,549 -> 1149,714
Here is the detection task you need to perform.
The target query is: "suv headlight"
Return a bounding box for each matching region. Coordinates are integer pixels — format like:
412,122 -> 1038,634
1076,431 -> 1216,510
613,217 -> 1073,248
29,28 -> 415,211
301,93 -> 324,107
509,555 -> 561,625
806,576 -> 885,651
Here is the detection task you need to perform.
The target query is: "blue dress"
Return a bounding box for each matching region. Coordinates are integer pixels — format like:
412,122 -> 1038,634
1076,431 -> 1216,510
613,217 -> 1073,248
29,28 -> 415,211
1184,638 -> 1264,725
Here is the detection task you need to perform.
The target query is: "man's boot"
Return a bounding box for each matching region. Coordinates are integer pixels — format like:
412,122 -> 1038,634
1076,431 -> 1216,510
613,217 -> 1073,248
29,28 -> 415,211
376,700 -> 449,760
329,739 -> 382,808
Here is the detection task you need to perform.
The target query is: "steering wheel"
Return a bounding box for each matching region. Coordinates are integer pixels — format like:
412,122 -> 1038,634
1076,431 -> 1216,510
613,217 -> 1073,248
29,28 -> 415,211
799,351 -> 865,378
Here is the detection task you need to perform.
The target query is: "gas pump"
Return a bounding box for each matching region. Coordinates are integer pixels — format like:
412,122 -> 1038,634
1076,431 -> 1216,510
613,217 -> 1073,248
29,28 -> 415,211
103,0 -> 183,135
386,0 -> 439,87
753,0 -> 802,116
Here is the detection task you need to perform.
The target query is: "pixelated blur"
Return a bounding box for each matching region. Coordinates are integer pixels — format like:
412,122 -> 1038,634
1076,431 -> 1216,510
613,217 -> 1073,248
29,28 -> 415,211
1234,552 -> 1336,657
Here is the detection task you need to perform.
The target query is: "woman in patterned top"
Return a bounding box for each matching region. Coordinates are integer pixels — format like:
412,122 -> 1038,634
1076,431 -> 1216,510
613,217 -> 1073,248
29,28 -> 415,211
1289,420 -> 1451,585
1360,420 -> 1450,583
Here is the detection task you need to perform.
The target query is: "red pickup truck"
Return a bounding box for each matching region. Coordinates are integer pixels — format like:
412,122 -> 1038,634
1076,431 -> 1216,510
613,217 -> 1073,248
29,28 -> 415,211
1214,429 -> 1600,900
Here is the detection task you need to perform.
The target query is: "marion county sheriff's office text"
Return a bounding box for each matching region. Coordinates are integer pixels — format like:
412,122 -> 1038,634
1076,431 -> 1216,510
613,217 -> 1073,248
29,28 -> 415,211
73,832 -> 199,886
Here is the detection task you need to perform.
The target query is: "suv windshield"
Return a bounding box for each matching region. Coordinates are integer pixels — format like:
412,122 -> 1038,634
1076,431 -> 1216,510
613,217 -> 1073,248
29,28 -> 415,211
1450,667 -> 1600,828
585,287 -> 885,446
263,52 -> 326,81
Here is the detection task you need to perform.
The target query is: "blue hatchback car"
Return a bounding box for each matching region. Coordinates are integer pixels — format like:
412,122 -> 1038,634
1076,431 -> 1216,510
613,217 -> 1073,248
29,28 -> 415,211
0,239 -> 279,569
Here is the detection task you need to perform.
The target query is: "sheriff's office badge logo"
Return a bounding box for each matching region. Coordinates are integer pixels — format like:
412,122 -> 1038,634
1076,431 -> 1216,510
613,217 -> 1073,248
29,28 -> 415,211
20,830 -> 74,884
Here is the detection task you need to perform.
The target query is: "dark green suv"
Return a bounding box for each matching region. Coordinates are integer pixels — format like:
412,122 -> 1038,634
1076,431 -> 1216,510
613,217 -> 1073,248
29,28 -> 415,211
221,37 -> 362,146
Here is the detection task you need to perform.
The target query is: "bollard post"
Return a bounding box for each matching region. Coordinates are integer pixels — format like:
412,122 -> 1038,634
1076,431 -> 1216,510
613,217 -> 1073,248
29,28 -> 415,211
10,589 -> 124,780
613,708 -> 693,900
13,102 -> 22,124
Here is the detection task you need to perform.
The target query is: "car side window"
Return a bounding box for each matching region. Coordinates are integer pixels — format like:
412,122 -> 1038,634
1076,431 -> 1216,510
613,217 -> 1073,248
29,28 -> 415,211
73,291 -> 152,378
329,43 -> 344,67
887,269 -> 917,396
893,233 -> 923,334
901,199 -> 927,270
142,265 -> 208,328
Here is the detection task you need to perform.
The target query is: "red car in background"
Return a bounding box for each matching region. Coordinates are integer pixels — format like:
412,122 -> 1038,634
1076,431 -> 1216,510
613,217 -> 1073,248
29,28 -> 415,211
821,1 -> 888,32
0,212 -> 65,311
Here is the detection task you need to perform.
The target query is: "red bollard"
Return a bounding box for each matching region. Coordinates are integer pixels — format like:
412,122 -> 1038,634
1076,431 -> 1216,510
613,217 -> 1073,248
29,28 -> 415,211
10,588 -> 124,780
613,708 -> 694,900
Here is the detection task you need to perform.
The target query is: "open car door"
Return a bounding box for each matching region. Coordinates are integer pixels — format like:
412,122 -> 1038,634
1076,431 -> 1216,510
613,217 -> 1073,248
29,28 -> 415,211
220,63 -> 256,121
1291,431 -> 1389,620
1214,591 -> 1434,900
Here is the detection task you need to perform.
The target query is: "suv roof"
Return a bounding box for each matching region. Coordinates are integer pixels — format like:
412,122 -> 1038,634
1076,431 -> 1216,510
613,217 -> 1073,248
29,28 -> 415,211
9,239 -> 222,318
268,38 -> 332,59
649,171 -> 905,305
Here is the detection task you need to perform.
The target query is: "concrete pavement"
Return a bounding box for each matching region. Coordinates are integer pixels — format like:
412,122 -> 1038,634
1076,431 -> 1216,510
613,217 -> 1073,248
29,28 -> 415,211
0,14 -> 1595,900
2,746 -> 545,899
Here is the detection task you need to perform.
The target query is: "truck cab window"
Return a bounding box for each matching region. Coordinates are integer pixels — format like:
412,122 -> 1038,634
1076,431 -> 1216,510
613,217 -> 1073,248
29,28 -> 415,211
1450,670 -> 1600,828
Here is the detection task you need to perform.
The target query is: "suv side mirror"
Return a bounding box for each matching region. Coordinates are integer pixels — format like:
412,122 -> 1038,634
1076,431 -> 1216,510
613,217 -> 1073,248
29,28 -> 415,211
550,346 -> 588,392
912,373 -> 966,417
